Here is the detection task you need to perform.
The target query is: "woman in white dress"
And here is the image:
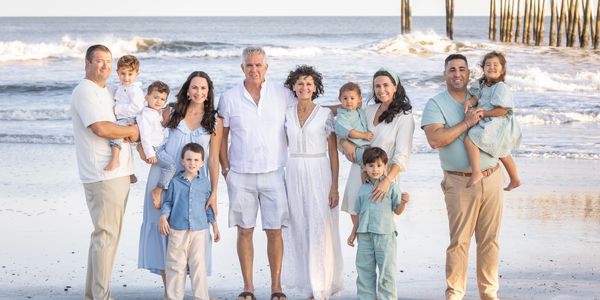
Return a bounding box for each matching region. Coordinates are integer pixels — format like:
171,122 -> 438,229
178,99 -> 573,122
340,68 -> 415,213
282,65 -> 343,299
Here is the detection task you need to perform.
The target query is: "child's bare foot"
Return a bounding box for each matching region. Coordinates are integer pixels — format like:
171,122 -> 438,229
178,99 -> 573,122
466,172 -> 483,188
504,179 -> 521,191
130,174 -> 138,184
104,159 -> 120,171
152,187 -> 163,209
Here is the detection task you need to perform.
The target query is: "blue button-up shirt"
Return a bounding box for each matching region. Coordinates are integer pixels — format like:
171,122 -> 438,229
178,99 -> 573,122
161,172 -> 214,231
354,176 -> 401,235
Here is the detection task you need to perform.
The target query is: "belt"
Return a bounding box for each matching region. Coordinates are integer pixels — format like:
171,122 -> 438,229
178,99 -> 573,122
289,153 -> 326,158
446,164 -> 500,177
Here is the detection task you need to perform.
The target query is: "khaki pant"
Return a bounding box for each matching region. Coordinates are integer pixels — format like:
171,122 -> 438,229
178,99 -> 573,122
165,229 -> 209,300
83,176 -> 130,300
441,169 -> 503,300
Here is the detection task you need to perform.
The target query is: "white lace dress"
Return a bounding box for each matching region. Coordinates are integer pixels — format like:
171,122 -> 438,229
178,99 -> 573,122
282,104 -> 344,299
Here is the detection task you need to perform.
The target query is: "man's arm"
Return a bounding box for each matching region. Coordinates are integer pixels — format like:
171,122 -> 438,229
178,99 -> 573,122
219,126 -> 230,178
423,108 -> 483,149
89,121 -> 139,141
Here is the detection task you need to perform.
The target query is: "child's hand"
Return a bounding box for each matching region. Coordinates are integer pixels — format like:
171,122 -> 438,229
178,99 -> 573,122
363,131 -> 374,141
212,223 -> 221,242
401,192 -> 410,203
158,216 -> 170,236
146,156 -> 158,164
347,231 -> 357,247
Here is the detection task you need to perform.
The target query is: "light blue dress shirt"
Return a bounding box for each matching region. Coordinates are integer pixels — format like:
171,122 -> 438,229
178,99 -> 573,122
354,176 -> 401,235
161,171 -> 214,231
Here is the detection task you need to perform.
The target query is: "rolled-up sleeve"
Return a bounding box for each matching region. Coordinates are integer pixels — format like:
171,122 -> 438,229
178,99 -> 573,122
334,112 -> 352,139
217,94 -> 230,127
391,113 -> 415,172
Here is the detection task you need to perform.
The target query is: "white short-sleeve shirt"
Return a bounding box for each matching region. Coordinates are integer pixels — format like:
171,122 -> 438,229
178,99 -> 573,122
218,80 -> 296,174
71,79 -> 134,183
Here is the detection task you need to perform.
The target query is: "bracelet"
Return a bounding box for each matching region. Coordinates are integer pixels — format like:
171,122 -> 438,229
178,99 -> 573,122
463,121 -> 470,129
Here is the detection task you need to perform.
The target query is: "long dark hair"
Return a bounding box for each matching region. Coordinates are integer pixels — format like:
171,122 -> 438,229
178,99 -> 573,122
166,71 -> 216,134
371,70 -> 412,124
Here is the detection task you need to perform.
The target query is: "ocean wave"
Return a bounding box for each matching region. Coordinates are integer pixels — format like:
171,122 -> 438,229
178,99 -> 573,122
0,133 -> 73,144
0,35 -> 152,62
0,36 -> 356,61
508,68 -> 600,93
516,110 -> 600,125
0,109 -> 71,121
0,82 -> 75,94
368,30 -> 487,56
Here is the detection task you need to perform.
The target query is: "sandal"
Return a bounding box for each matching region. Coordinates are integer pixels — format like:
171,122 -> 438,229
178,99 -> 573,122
271,292 -> 287,300
237,291 -> 256,300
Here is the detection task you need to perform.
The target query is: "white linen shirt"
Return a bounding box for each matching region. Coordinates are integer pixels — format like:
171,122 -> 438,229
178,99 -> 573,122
70,79 -> 134,183
111,81 -> 145,119
137,106 -> 167,158
218,80 -> 296,174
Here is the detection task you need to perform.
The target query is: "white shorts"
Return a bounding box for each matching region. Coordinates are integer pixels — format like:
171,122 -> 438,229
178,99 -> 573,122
226,168 -> 289,229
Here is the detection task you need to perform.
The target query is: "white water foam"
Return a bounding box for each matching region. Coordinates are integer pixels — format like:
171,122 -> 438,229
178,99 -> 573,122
368,30 -> 487,56
0,35 -> 157,62
508,67 -> 600,93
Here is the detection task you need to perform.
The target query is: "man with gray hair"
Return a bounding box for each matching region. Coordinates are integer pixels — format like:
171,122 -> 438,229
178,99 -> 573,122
218,46 -> 296,300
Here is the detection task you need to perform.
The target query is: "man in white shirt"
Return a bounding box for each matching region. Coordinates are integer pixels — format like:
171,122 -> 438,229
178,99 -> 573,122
70,44 -> 139,300
218,46 -> 295,300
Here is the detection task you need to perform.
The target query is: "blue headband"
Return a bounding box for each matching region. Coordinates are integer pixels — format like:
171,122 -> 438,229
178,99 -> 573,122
376,67 -> 400,86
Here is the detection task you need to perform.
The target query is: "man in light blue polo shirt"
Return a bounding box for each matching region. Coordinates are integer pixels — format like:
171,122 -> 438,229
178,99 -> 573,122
421,54 -> 504,300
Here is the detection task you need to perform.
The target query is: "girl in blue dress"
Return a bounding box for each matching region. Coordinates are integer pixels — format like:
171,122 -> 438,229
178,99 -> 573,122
464,51 -> 522,190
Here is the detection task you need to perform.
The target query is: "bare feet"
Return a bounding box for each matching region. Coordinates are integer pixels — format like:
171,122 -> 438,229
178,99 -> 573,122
130,174 -> 138,184
466,172 -> 483,188
152,187 -> 163,209
504,179 -> 521,191
104,158 -> 120,171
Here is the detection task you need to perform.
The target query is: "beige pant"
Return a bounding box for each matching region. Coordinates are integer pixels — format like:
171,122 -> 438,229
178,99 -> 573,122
165,229 -> 209,300
83,176 -> 130,300
441,169 -> 503,300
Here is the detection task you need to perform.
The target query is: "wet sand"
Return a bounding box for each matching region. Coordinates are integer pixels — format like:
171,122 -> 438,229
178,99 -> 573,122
0,143 -> 599,299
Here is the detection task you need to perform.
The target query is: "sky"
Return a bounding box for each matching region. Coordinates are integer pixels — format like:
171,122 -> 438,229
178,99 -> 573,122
1,0 -> 495,16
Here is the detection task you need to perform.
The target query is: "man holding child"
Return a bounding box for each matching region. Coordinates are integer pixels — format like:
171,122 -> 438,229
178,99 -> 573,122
70,44 -> 139,300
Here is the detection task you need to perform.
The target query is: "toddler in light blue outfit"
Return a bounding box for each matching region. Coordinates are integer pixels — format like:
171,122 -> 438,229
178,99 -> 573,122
335,82 -> 373,165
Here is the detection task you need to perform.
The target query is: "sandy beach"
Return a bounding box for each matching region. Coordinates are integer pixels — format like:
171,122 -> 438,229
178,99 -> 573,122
1,142 -> 599,299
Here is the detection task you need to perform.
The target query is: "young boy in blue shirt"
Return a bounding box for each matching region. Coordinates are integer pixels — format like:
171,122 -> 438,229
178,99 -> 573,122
158,142 -> 220,300
347,146 -> 410,300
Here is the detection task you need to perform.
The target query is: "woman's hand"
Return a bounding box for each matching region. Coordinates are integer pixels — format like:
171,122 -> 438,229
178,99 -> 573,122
340,139 -> 356,163
146,156 -> 158,164
328,188 -> 339,208
371,176 -> 392,202
158,216 -> 170,236
205,191 -> 218,216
